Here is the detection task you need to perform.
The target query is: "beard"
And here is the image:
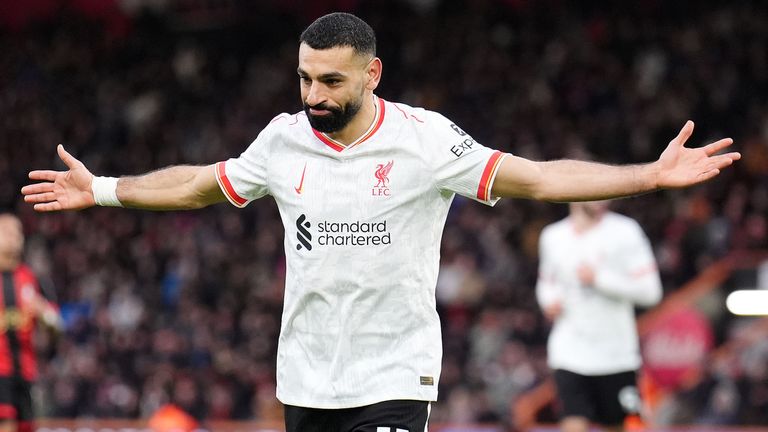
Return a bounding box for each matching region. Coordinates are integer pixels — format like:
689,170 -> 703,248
304,96 -> 363,133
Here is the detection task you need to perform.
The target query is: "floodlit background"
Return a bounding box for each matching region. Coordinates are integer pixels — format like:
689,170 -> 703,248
1,0 -> 767,430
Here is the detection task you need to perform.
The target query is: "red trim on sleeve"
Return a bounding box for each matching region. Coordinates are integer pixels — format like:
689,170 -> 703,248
477,151 -> 504,201
215,162 -> 248,207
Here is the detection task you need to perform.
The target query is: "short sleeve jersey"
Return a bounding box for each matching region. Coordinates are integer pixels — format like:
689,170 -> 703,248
216,96 -> 507,408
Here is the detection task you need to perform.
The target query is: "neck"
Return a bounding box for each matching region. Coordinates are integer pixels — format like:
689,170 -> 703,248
324,93 -> 377,146
571,211 -> 603,232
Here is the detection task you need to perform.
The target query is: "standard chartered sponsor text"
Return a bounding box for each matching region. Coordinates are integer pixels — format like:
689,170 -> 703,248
317,220 -> 391,246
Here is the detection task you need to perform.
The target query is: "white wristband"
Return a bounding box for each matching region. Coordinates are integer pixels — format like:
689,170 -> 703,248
91,176 -> 123,207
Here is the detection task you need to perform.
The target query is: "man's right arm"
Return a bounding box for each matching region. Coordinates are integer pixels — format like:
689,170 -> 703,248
117,164 -> 225,210
22,145 -> 226,212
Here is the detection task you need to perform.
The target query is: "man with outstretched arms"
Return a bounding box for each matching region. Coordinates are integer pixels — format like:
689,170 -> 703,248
22,12 -> 739,432
218,97 -> 506,411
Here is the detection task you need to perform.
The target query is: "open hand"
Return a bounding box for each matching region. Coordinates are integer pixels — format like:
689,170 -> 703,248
656,121 -> 740,189
21,145 -> 95,211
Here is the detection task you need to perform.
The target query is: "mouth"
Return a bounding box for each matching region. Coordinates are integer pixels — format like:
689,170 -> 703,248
308,107 -> 332,116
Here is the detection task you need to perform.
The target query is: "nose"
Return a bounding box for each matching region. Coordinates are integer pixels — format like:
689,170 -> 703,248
305,82 -> 326,107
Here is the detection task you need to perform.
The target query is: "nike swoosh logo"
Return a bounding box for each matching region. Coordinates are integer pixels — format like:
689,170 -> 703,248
294,163 -> 307,194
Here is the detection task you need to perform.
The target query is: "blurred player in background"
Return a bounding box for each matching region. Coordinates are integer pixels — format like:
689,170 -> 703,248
536,201 -> 663,432
0,213 -> 61,432
21,12 -> 738,432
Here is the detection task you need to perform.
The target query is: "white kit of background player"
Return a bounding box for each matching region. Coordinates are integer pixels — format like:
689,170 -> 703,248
536,209 -> 663,375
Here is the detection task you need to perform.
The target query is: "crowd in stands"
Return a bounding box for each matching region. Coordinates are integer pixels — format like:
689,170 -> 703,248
1,0 -> 766,428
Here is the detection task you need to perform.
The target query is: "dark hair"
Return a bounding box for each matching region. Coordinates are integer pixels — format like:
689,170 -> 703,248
300,12 -> 376,57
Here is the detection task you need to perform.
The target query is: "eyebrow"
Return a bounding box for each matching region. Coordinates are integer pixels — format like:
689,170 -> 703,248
297,68 -> 347,81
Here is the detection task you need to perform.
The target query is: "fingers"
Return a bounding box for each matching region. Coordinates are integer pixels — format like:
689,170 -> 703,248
21,183 -> 54,195
697,169 -> 720,183
24,192 -> 57,204
672,120 -> 695,146
694,153 -> 740,185
709,149 -> 741,162
710,153 -> 740,169
33,202 -> 63,212
703,138 -> 735,156
57,144 -> 81,169
28,170 -> 60,181
22,181 -> 58,206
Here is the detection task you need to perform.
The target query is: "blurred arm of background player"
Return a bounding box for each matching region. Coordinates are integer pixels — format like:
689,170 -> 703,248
576,261 -> 662,307
535,203 -> 663,322
570,204 -> 663,307
535,227 -> 563,323
21,121 -> 738,212
28,283 -> 61,332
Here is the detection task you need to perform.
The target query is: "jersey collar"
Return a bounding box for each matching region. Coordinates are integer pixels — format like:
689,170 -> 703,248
312,95 -> 386,152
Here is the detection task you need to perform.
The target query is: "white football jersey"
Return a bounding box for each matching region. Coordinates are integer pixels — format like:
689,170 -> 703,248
536,212 -> 663,375
216,96 -> 507,408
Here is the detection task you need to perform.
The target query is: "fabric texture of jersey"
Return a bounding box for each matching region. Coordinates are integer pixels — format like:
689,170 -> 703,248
216,96 -> 506,408
536,212 -> 663,375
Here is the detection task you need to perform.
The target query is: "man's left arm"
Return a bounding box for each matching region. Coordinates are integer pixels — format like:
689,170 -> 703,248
29,278 -> 62,330
536,229 -> 565,321
491,121 -> 739,201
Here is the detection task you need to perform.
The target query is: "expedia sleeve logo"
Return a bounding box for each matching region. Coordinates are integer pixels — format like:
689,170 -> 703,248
448,123 -> 476,158
449,123 -> 467,136
295,214 -> 392,250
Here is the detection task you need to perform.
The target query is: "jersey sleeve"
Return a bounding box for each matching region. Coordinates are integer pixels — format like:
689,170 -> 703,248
593,220 -> 663,307
422,111 -> 508,206
215,120 -> 280,207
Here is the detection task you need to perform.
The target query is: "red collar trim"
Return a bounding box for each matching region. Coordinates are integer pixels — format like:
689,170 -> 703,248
312,96 -> 386,152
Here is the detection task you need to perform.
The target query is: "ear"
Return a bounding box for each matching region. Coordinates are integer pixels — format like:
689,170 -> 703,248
365,57 -> 382,91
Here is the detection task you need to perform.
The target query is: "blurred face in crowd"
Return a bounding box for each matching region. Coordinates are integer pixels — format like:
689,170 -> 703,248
298,43 -> 379,133
0,214 -> 24,266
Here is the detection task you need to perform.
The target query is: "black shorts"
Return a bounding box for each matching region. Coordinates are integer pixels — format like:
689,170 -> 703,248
0,376 -> 33,422
284,400 -> 430,432
553,369 -> 639,426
